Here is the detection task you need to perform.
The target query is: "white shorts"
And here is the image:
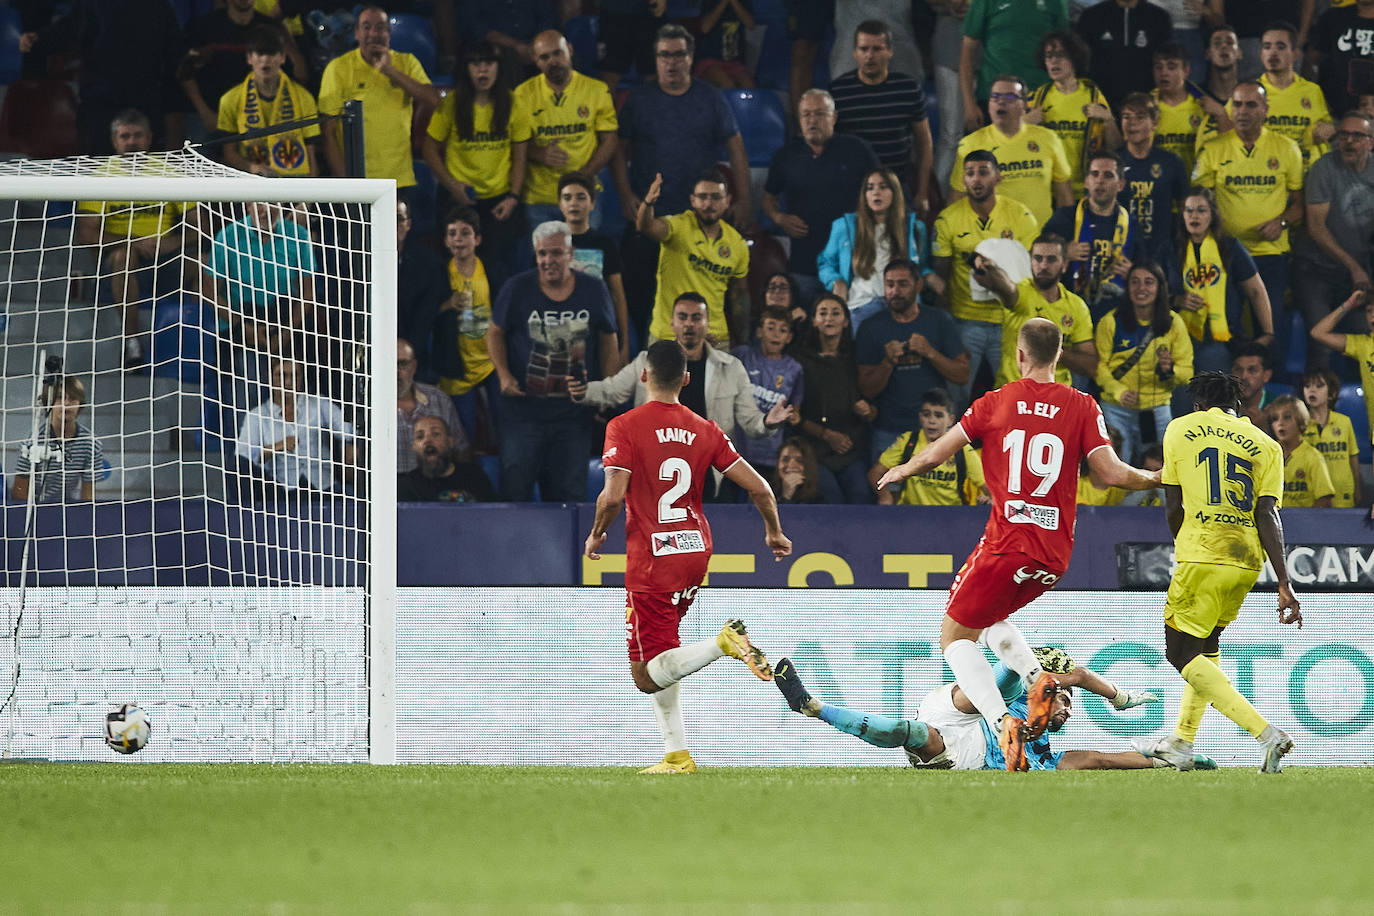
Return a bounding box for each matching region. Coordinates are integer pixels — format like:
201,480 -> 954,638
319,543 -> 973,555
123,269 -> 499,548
915,683 -> 988,771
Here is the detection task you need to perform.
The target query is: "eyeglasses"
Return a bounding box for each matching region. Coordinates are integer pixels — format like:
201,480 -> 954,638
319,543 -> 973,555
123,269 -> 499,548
1336,130 -> 1373,141
988,92 -> 1022,102
765,282 -> 791,293
656,50 -> 689,60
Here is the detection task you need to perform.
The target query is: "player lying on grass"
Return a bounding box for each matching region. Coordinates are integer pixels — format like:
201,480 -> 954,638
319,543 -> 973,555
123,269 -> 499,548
774,649 -> 1215,771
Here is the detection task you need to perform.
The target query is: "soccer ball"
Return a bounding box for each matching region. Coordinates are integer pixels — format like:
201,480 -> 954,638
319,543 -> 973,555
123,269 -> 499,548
104,704 -> 151,754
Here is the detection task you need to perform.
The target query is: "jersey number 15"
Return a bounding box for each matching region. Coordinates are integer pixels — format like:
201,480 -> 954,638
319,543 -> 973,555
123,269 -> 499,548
1197,446 -> 1254,511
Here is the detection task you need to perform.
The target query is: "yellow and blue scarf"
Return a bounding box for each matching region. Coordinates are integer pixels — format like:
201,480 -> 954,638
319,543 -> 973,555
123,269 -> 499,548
1181,235 -> 1230,342
1071,198 -> 1132,301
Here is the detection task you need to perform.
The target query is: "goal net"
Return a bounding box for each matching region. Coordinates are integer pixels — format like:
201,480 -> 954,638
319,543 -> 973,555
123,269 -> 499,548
0,149 -> 397,763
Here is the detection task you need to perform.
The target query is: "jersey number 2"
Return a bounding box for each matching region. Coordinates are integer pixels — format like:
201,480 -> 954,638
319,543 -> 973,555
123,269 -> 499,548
1003,429 -> 1064,497
658,458 -> 691,523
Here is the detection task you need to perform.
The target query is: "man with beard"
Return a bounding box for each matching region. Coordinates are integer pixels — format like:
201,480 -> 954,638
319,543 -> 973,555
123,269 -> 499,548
397,416 -> 494,503
971,234 -> 1096,388
1231,341 -> 1276,428
772,651 -> 1182,771
1044,151 -> 1141,317
641,170 -> 751,346
1256,22 -> 1334,173
856,260 -> 968,462
510,30 -> 618,230
1295,114 -> 1374,370
319,5 -> 437,189
931,149 -> 1040,408
396,338 -> 467,474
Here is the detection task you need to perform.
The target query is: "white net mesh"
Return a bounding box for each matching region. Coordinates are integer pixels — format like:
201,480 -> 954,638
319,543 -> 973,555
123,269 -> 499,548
0,148 -> 395,762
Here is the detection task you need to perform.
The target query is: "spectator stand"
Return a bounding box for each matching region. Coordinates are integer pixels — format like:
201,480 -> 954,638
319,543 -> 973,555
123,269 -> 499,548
1336,383 -> 1372,465
389,12 -> 450,87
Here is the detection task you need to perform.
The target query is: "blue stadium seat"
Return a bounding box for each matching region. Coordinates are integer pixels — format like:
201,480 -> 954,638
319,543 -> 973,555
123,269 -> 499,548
1336,383 -> 1371,464
595,167 -> 625,238
409,157 -> 438,234
564,15 -> 599,74
721,89 -> 786,166
0,6 -> 22,85
1283,311 -> 1307,378
389,13 -> 441,82
586,457 -> 603,502
150,297 -> 217,384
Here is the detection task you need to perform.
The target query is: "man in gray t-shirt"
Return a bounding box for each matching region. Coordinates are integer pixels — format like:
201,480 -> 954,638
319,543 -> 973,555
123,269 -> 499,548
1295,113 -> 1374,368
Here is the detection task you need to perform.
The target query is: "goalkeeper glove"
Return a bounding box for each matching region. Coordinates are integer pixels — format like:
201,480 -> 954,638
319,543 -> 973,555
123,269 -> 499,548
1110,687 -> 1159,709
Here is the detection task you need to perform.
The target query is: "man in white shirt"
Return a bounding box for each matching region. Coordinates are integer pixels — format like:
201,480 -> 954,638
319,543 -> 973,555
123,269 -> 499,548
235,358 -> 356,499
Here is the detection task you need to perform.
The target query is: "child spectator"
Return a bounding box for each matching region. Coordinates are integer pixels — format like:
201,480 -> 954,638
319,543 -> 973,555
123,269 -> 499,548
695,0 -> 755,89
817,167 -> 937,329
869,387 -> 986,506
11,376 -> 104,504
1301,369 -> 1361,508
1077,424 -> 1128,506
1267,395 -> 1335,508
1121,441 -> 1166,507
422,41 -> 522,291
769,437 -> 826,504
1309,291 -> 1374,451
218,26 -> 320,177
558,172 -> 632,365
432,208 -> 498,453
1026,30 -> 1121,197
786,293 -> 877,504
730,306 -> 805,493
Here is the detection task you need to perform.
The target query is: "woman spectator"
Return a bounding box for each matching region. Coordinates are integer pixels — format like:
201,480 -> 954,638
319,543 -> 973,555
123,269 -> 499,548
768,437 -> 826,504
762,270 -> 809,340
817,168 -> 936,330
1095,260 -> 1194,465
786,294 -> 877,504
1026,30 -> 1121,196
1175,187 -> 1274,374
423,41 -> 523,291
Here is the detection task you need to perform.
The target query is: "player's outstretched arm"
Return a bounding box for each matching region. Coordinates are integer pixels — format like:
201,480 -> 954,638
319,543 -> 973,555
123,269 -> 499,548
724,460 -> 792,559
1256,495 -> 1303,628
875,425 -> 969,490
585,468 -> 630,559
1086,445 -> 1161,492
1057,666 -> 1158,709
1057,750 -> 1155,770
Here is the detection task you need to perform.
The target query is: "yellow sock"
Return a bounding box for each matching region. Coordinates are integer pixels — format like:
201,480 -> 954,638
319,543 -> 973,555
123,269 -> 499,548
1175,652 -> 1219,742
1180,654 -> 1268,738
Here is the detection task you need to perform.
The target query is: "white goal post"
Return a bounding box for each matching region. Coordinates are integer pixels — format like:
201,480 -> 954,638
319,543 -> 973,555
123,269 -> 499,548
0,149 -> 398,763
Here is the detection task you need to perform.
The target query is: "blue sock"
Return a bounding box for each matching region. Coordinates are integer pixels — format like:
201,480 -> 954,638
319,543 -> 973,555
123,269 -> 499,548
818,704 -> 930,750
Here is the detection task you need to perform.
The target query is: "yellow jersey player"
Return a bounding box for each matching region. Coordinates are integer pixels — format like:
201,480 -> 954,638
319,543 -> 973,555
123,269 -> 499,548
1134,371 -> 1303,774
1266,395 -> 1336,508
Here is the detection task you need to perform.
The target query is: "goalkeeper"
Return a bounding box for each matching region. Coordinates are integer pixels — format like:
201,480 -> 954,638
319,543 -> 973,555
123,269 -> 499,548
774,648 -> 1213,771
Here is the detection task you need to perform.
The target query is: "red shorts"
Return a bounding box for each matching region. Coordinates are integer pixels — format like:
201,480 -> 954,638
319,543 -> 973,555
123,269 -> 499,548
945,542 -> 1065,629
625,587 -> 699,662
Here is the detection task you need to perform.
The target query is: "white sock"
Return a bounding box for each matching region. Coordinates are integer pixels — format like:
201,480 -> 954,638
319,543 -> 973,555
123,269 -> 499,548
982,619 -> 1044,685
645,638 -> 724,688
944,638 -> 1008,727
649,681 -> 687,754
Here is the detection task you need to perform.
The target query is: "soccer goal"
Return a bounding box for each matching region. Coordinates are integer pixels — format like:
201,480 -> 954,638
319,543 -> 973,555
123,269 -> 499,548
0,148 -> 398,763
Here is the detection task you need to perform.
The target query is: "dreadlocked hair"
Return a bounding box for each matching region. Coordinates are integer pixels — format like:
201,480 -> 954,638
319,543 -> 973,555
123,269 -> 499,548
1188,370 -> 1244,410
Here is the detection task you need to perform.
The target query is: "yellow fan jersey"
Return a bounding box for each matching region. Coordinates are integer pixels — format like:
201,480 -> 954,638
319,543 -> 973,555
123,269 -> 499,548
1076,474 -> 1126,506
318,49 -> 431,187
510,70 -> 617,205
1344,334 -> 1374,447
440,258 -> 494,396
1258,73 -> 1332,171
1031,79 -> 1111,196
1151,90 -> 1206,176
878,430 -> 985,506
1192,128 -> 1303,256
77,157 -> 185,239
932,195 -> 1040,324
648,211 -> 749,341
996,278 -> 1092,387
1163,407 -> 1283,570
218,73 -> 320,177
1281,440 -> 1336,507
951,123 -> 1071,224
426,95 -> 513,198
1303,412 -> 1358,507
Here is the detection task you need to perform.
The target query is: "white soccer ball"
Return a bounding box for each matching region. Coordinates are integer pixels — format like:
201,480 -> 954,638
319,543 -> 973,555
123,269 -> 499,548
104,704 -> 151,754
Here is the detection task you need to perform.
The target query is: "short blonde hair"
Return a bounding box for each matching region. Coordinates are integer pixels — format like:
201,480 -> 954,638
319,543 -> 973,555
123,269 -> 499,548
1265,393 -> 1310,427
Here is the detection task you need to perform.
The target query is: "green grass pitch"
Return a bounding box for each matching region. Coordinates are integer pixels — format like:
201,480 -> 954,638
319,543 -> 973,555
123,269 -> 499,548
4,764 -> 1373,914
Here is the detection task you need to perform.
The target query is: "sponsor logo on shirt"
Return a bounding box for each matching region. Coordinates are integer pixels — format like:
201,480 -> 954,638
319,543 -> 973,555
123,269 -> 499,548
1012,566 -> 1060,585
1005,500 -> 1060,531
652,530 -> 707,555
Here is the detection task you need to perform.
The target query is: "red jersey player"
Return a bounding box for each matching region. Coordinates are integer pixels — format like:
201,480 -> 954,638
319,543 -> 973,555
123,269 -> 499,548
585,340 -> 792,774
877,318 -> 1160,770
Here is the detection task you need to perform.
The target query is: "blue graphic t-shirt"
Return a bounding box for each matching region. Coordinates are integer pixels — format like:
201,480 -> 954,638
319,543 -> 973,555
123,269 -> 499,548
730,345 -> 804,467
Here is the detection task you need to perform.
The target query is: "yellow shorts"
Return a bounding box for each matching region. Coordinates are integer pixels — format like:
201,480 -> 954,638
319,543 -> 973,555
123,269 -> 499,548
1164,561 -> 1260,638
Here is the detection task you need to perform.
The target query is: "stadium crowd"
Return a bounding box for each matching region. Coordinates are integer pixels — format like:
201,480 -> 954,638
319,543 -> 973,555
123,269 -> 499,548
6,0 -> 1374,510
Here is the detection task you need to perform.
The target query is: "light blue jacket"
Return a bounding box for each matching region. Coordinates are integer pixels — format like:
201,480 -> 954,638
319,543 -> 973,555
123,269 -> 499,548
816,211 -> 932,290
